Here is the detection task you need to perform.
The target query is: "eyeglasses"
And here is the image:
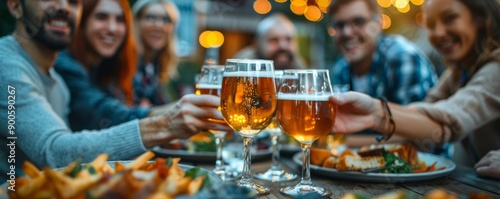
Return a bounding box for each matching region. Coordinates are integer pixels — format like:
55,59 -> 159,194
143,14 -> 171,24
329,16 -> 374,31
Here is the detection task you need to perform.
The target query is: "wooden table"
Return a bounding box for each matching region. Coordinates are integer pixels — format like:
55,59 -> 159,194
185,156 -> 500,199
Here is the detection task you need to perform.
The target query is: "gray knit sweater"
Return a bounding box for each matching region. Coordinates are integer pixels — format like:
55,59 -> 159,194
0,36 -> 147,182
411,61 -> 500,166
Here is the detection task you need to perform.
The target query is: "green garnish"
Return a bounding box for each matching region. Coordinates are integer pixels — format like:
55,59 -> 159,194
185,167 -> 211,188
70,159 -> 83,178
167,157 -> 173,167
87,166 -> 96,175
188,134 -> 217,152
383,153 -> 413,173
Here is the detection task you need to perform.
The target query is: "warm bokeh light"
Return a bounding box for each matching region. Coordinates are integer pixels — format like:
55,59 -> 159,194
291,0 -> 307,7
214,31 -> 224,47
206,31 -> 218,47
207,31 -> 224,48
290,2 -> 307,15
397,3 -> 410,13
319,5 -> 328,13
411,0 -> 424,6
390,0 -> 397,6
319,7 -> 328,14
377,0 -> 392,8
275,0 -> 287,2
199,31 -> 209,48
327,27 -> 336,37
394,0 -> 409,9
381,14 -> 391,29
316,0 -> 332,8
316,12 -> 324,21
304,6 -> 322,21
415,12 -> 424,27
254,0 -> 272,14
199,30 -> 224,48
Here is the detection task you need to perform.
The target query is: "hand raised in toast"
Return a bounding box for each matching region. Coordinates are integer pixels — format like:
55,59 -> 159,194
329,92 -> 384,134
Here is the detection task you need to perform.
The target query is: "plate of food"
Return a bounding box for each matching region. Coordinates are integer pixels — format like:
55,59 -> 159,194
293,143 -> 456,183
1,151 -> 221,199
153,131 -> 272,162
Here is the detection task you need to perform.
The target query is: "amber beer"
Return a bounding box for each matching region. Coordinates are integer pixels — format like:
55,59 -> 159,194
267,118 -> 279,129
196,83 -> 221,96
277,94 -> 335,143
221,71 -> 277,136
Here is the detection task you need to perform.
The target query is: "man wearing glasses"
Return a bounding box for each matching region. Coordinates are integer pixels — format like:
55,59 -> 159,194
327,0 -> 438,105
327,0 -> 451,157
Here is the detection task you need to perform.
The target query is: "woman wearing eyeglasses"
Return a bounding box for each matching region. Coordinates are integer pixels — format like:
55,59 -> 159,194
132,0 -> 187,107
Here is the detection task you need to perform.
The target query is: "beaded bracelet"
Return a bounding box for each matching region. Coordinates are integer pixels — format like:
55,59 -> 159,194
375,97 -> 396,142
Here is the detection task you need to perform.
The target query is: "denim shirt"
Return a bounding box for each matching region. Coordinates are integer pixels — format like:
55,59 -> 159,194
54,51 -> 150,131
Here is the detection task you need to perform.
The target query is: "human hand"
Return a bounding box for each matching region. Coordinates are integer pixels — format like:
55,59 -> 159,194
474,149 -> 500,180
329,91 -> 382,134
140,94 -> 232,148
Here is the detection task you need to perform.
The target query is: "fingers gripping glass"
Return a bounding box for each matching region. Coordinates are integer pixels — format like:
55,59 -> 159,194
195,65 -> 227,179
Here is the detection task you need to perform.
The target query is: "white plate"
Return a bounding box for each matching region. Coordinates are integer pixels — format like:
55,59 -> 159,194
292,152 -> 456,183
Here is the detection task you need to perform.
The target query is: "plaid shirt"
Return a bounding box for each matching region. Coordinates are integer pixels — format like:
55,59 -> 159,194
330,35 -> 438,105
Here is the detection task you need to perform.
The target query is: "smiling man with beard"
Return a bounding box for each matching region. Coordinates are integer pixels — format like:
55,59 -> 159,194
20,0 -> 77,51
0,0 -> 230,182
328,0 -> 438,105
234,13 -> 305,70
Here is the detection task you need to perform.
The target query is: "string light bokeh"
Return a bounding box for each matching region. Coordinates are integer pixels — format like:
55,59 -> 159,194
249,0 -> 425,27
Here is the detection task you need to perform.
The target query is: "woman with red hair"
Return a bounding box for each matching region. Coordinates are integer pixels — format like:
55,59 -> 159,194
54,0 -> 163,130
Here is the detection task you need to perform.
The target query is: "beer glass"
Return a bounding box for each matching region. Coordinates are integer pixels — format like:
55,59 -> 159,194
195,64 -> 227,178
277,70 -> 334,197
254,70 -> 297,182
327,84 -> 350,155
221,59 -> 276,194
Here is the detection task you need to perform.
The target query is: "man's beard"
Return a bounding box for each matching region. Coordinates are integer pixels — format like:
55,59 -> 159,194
21,3 -> 76,51
269,49 -> 295,70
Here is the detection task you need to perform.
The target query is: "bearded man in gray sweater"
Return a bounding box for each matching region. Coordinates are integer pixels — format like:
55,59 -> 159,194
0,0 -> 230,182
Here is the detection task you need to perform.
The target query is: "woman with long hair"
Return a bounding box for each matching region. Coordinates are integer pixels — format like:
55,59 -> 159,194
72,0 -> 136,104
54,0 -> 162,130
132,0 -> 183,106
329,0 -> 500,179
0,0 -> 230,180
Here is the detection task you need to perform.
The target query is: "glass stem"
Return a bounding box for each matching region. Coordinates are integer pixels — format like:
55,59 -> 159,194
300,143 -> 312,186
240,136 -> 254,184
270,133 -> 280,170
214,134 -> 225,171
